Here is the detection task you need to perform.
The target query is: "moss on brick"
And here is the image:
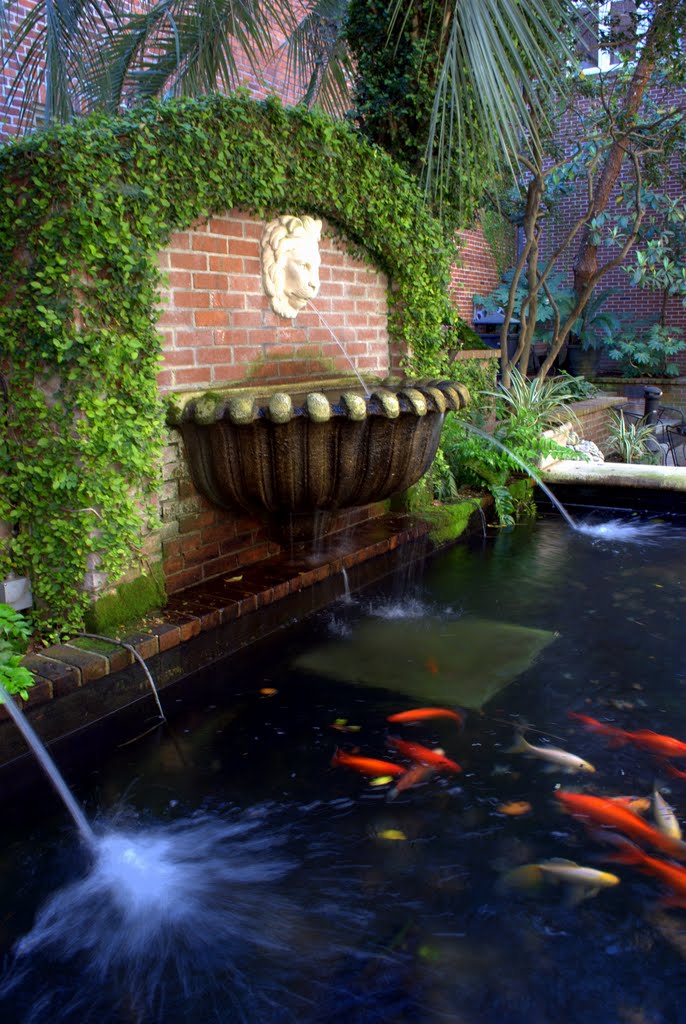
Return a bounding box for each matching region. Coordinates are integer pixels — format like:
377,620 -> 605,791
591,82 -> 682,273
427,499 -> 485,546
391,477 -> 485,544
84,564 -> 166,635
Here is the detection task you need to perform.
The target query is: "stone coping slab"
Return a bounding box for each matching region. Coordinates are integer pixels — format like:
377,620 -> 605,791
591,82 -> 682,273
542,460 -> 686,490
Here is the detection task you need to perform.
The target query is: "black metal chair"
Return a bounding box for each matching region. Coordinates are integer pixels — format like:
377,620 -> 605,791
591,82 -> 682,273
665,423 -> 686,466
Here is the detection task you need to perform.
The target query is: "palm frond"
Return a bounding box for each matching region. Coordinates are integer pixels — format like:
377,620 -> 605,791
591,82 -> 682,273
397,0 -> 596,206
1,0 -> 121,127
90,0 -> 294,111
272,0 -> 352,116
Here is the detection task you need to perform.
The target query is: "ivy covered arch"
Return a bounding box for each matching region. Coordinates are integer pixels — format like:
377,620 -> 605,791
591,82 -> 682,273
0,93 -> 459,637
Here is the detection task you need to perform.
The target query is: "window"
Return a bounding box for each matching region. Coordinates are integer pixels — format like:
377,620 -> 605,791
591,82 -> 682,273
577,1 -> 644,73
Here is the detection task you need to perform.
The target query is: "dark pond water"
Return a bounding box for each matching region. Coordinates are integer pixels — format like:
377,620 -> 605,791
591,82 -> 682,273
1,510 -> 686,1024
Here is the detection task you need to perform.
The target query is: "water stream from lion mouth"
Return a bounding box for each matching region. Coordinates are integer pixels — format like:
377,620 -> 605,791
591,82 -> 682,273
1,511 -> 685,1023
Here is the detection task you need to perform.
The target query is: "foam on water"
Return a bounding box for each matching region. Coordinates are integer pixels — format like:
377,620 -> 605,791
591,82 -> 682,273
9,811 -> 290,964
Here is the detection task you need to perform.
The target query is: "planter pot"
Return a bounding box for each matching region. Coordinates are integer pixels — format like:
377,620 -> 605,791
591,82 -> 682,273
565,347 -> 600,376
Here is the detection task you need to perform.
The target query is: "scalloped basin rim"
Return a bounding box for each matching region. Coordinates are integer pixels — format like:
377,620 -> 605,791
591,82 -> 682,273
168,375 -> 390,409
171,375 -> 470,539
166,375 -> 470,427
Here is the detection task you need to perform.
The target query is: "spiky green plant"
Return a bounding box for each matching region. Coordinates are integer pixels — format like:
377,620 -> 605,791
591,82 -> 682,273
483,368 -> 579,430
606,410 -> 662,465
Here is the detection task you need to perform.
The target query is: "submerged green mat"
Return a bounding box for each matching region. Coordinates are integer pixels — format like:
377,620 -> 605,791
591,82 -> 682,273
295,615 -> 556,709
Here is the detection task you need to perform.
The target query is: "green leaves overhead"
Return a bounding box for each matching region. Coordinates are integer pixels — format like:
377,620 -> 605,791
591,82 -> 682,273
422,0 -> 582,204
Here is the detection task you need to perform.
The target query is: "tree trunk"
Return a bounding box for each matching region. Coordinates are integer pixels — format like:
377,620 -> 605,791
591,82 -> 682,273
572,12 -> 663,296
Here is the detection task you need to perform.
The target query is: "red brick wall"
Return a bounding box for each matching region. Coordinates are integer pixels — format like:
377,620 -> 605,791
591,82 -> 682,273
156,211 -> 389,392
0,0 -> 42,137
569,396 -> 627,452
449,224 -> 503,324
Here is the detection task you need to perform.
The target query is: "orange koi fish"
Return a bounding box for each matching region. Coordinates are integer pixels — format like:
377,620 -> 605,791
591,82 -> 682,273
608,795 -> 651,814
387,707 -> 463,726
567,712 -> 627,744
425,657 -> 440,675
661,761 -> 686,780
555,792 -> 686,860
624,730 -> 686,759
387,736 -> 461,774
388,763 -> 436,799
331,749 -> 406,778
569,713 -> 686,760
609,842 -> 686,908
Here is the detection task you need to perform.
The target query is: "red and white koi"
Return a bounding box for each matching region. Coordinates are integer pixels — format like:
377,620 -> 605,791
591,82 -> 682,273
386,736 -> 461,774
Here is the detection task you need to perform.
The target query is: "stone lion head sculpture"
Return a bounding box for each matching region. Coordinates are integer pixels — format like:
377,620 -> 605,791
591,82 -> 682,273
260,215 -> 322,319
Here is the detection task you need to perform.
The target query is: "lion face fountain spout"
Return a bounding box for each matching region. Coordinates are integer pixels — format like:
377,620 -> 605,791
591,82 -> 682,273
261,215 -> 322,319
167,377 -> 469,542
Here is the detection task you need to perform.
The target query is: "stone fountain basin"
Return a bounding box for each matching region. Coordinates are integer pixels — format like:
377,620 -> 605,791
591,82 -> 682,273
167,376 -> 469,539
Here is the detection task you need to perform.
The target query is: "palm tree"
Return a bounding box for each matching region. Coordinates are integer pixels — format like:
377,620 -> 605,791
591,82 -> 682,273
1,0 -> 588,207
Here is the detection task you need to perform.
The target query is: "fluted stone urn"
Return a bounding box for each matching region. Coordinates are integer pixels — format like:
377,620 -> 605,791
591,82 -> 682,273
167,377 -> 469,541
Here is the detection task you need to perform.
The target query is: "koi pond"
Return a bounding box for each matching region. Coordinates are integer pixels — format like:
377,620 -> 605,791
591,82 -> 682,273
1,508 -> 686,1023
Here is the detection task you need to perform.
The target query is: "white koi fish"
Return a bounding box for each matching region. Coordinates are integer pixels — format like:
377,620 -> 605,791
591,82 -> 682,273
506,733 -> 595,774
500,858 -> 620,905
653,787 -> 682,840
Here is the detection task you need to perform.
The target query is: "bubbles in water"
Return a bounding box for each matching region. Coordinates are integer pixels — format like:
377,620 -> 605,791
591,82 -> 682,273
326,613 -> 353,637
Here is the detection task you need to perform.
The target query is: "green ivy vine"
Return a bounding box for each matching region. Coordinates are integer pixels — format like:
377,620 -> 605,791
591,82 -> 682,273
0,92 -> 467,640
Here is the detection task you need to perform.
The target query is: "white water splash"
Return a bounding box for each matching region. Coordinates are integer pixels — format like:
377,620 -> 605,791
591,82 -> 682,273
368,598 -> 431,620
1,806 -> 379,1023
575,518 -> 673,544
